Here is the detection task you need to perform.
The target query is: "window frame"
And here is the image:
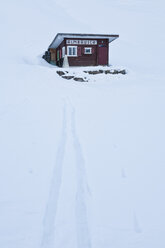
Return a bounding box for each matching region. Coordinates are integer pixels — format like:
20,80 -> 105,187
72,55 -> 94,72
67,46 -> 78,57
84,47 -> 92,54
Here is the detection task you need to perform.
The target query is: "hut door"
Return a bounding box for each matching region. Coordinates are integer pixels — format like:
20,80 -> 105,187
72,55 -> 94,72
98,45 -> 108,65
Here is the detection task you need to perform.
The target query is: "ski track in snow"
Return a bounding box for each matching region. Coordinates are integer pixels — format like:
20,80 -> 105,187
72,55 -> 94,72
133,212 -> 142,234
41,101 -> 91,248
71,106 -> 91,248
41,103 -> 67,248
121,167 -> 127,178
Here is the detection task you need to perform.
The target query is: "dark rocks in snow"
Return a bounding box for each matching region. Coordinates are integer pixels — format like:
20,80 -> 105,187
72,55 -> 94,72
56,68 -> 127,82
104,70 -> 111,74
119,69 -> 127,75
111,70 -> 119,74
84,70 -> 101,75
56,70 -> 87,82
110,69 -> 127,75
62,75 -> 74,80
73,77 -> 87,82
56,71 -> 65,76
112,69 -> 126,75
84,69 -> 127,75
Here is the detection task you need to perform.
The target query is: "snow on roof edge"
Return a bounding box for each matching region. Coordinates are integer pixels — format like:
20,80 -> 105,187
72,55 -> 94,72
48,33 -> 119,49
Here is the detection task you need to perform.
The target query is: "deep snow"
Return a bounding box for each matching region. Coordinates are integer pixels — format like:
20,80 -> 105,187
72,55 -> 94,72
0,0 -> 165,248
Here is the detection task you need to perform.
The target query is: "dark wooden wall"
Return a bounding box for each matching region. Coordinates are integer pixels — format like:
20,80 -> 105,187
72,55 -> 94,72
68,45 -> 97,66
49,38 -> 109,67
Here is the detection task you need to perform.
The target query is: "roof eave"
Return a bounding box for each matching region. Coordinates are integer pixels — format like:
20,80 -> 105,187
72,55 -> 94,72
48,33 -> 119,49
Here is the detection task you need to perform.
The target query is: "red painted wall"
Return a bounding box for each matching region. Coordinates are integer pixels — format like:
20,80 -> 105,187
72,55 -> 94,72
52,38 -> 109,67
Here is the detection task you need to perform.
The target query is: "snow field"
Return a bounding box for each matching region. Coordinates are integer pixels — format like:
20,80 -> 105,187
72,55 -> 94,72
0,0 -> 165,247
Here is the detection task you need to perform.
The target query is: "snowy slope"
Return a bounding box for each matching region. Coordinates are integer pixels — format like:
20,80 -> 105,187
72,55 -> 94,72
0,0 -> 165,248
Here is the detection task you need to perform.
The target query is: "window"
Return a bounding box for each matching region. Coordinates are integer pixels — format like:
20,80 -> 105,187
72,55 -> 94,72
67,46 -> 77,56
62,47 -> 65,58
84,47 -> 92,54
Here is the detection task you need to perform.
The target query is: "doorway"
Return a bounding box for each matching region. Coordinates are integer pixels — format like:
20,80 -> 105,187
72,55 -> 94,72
98,45 -> 108,65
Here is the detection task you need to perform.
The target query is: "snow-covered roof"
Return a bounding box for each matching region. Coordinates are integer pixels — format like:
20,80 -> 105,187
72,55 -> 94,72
48,33 -> 119,49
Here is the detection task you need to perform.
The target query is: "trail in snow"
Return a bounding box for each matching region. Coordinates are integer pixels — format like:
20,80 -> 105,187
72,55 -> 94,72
133,212 -> 142,234
41,102 -> 91,248
121,168 -> 127,178
71,106 -> 91,248
41,103 -> 67,248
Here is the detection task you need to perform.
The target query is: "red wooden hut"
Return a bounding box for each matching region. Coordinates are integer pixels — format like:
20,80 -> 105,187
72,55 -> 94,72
43,33 -> 119,67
